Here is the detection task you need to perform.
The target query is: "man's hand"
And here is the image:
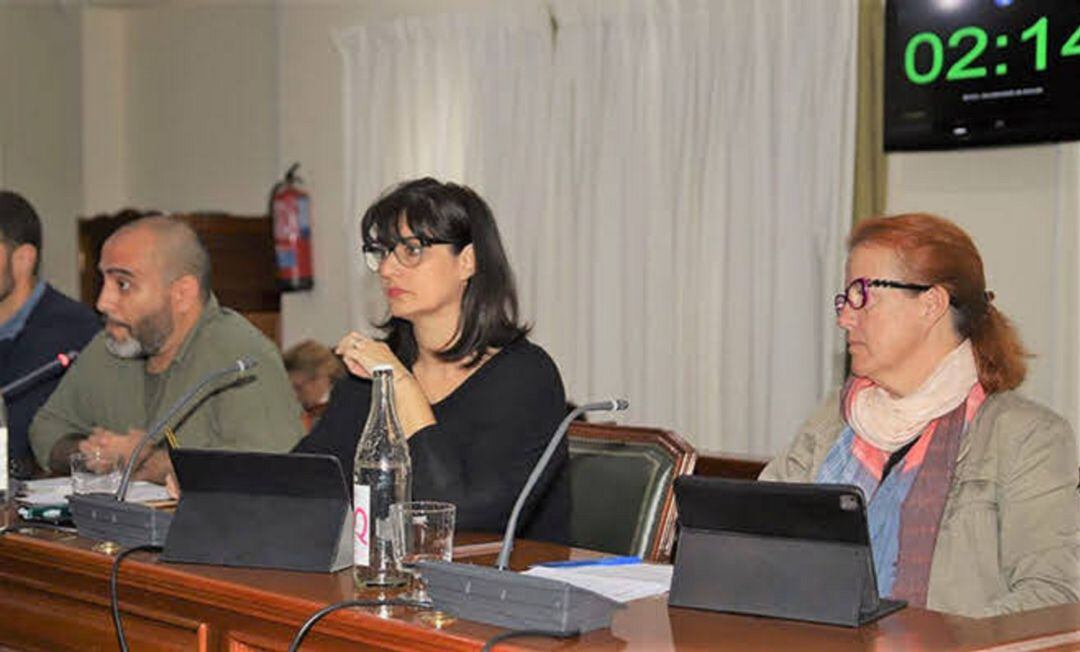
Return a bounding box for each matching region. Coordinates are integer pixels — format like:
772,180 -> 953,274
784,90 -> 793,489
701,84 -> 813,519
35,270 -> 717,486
80,427 -> 148,468
76,427 -> 172,484
165,472 -> 181,500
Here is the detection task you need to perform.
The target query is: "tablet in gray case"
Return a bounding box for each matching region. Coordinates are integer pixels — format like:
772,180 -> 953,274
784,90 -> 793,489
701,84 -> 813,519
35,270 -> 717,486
668,476 -> 905,627
161,449 -> 353,573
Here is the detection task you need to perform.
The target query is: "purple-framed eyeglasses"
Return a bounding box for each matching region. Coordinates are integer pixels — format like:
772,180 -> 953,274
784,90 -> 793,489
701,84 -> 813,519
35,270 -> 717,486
834,277 -> 933,314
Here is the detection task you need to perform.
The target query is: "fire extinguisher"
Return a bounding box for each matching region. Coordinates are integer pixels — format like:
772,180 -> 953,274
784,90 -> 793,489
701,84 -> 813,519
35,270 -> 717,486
270,163 -> 314,291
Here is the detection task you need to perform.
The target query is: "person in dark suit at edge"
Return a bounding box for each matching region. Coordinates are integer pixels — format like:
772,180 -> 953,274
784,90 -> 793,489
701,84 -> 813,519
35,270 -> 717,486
295,178 -> 569,543
0,191 -> 100,478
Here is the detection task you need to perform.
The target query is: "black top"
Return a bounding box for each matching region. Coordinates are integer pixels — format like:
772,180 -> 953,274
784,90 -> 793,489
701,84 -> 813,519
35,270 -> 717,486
881,435 -> 921,484
0,284 -> 100,469
294,337 -> 569,543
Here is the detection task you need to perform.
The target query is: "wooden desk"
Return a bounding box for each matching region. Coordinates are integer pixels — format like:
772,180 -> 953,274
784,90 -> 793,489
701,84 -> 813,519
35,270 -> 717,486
0,526 -> 1077,651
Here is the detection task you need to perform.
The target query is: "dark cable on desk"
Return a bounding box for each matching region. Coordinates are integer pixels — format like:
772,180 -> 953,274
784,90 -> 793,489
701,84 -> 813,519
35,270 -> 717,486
288,597 -> 427,652
481,628 -> 581,651
110,544 -> 163,652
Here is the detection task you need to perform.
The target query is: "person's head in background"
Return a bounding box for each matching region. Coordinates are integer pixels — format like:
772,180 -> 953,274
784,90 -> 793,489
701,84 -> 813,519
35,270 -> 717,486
96,215 -> 212,371
0,191 -> 43,324
359,177 -> 528,367
284,339 -> 345,411
835,212 -> 1026,397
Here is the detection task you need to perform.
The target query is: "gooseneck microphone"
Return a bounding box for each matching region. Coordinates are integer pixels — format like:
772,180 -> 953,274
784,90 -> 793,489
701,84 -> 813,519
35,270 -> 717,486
496,398 -> 629,570
418,398 -> 630,634
114,357 -> 258,501
0,350 -> 79,398
70,357 -> 259,548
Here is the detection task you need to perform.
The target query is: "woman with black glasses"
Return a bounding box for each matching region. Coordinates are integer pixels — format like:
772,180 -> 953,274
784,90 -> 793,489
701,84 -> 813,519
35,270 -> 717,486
295,178 -> 568,543
762,213 -> 1078,617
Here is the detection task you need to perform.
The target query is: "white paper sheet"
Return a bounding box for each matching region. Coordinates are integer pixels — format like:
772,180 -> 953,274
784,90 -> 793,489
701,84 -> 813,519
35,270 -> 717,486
16,477 -> 171,505
523,562 -> 673,603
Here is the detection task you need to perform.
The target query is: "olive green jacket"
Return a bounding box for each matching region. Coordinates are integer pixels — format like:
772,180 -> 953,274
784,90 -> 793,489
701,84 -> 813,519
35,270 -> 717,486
761,390 -> 1080,617
30,295 -> 303,468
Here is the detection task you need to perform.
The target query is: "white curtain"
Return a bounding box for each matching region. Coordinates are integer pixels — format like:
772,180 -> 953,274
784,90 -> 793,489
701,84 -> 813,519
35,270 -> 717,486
337,0 -> 858,455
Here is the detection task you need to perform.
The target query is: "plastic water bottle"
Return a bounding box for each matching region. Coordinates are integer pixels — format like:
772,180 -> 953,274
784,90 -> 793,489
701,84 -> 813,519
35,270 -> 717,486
353,364 -> 412,587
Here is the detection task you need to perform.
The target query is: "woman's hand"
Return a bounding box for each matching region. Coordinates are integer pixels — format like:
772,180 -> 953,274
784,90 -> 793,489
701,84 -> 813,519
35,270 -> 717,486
335,331 -> 407,379
334,331 -> 435,437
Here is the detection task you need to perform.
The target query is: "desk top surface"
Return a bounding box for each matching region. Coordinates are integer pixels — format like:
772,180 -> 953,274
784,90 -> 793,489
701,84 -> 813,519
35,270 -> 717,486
1,525 -> 1078,651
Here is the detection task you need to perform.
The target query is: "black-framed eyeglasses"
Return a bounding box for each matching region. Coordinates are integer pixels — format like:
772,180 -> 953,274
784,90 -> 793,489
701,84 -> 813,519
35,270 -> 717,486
361,235 -> 455,272
834,277 -> 933,314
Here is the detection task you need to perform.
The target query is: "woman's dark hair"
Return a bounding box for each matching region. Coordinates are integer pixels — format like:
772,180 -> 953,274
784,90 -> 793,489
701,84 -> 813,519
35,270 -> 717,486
849,213 -> 1027,393
360,177 -> 529,367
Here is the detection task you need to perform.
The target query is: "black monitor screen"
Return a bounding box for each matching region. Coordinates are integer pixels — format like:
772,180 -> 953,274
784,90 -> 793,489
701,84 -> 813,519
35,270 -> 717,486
885,0 -> 1080,151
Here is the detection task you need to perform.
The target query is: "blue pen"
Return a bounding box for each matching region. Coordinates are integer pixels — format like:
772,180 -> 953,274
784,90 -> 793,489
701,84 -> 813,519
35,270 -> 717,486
536,555 -> 641,568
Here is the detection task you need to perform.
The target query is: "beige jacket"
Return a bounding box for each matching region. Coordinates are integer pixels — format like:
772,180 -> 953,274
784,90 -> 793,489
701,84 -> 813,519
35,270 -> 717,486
760,390 -> 1080,617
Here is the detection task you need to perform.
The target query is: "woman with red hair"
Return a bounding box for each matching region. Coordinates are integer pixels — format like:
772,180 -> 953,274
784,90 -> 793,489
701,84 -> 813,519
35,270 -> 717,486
762,213 -> 1079,616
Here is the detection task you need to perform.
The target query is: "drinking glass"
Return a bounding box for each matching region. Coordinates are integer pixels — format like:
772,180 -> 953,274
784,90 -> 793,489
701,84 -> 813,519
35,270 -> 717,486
69,450 -> 124,495
389,501 -> 455,603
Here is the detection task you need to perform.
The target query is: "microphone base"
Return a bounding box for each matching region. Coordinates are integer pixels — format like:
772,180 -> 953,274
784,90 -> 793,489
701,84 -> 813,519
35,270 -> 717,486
416,560 -> 623,633
69,493 -> 172,548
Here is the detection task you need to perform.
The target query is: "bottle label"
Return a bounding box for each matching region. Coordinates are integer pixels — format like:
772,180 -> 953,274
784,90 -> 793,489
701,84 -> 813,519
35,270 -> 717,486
353,483 -> 371,566
0,426 -> 7,496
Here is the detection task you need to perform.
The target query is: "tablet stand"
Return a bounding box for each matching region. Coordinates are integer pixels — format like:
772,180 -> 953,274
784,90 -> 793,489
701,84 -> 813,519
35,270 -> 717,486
669,526 -> 905,627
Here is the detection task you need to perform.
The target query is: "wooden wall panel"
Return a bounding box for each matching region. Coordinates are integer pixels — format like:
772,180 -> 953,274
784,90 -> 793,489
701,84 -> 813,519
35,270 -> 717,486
77,211 -> 281,345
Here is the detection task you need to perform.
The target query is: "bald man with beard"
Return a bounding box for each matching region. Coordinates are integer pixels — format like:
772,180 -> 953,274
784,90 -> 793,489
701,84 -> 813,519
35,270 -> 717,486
30,216 -> 303,484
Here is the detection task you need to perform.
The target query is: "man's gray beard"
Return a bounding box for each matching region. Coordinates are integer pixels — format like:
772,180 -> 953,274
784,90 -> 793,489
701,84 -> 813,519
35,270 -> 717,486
103,307 -> 172,360
104,334 -> 145,359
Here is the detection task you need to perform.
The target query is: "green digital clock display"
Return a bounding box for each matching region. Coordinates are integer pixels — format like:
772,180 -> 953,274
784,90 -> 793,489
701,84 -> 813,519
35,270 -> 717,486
903,16 -> 1080,85
884,0 -> 1080,151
